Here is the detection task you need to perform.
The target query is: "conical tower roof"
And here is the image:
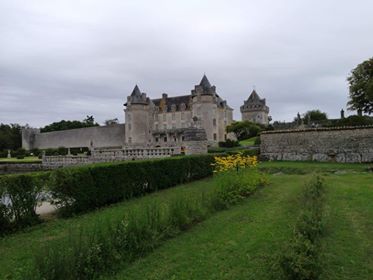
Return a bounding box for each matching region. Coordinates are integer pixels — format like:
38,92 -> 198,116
248,90 -> 261,101
131,85 -> 142,97
199,74 -> 212,89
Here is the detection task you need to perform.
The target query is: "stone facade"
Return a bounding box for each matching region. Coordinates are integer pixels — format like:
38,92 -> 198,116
260,126 -> 373,163
241,90 -> 269,125
125,75 -> 234,147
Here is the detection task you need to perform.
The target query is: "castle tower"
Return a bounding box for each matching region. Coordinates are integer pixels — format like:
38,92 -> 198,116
124,85 -> 152,146
240,90 -> 269,125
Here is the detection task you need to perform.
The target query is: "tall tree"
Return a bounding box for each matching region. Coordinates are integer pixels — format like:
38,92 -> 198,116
347,57 -> 373,115
41,116 -> 99,133
226,121 -> 261,140
303,110 -> 328,124
0,123 -> 22,150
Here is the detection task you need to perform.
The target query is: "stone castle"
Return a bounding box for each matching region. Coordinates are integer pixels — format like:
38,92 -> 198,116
22,75 -> 270,154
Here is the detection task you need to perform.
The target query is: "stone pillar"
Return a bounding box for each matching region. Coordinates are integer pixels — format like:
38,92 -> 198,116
7,150 -> 11,159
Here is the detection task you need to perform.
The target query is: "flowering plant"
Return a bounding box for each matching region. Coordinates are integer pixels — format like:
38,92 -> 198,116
212,153 -> 257,173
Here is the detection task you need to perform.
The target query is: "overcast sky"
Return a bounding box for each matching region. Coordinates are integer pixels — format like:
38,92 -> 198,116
1,0 -> 372,127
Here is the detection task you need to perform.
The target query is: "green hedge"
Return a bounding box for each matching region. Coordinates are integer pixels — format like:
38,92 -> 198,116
50,155 -> 215,216
0,172 -> 49,234
0,155 -> 214,234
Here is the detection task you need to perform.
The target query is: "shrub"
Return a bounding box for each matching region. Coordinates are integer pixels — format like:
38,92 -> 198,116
0,150 -> 8,158
50,155 -> 215,216
218,139 -> 240,148
57,147 -> 68,156
0,172 -> 49,234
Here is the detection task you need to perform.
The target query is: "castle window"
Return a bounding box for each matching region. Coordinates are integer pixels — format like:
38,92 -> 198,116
163,124 -> 167,130
172,123 -> 176,129
155,137 -> 159,142
213,133 -> 217,141
128,137 -> 132,143
181,136 -> 185,141
173,136 -> 177,142
213,118 -> 216,126
164,137 -> 167,142
155,124 -> 159,130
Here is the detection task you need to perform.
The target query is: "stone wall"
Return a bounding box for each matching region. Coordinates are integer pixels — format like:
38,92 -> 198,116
42,147 -> 179,168
22,124 -> 125,150
260,126 -> 373,163
0,163 -> 44,175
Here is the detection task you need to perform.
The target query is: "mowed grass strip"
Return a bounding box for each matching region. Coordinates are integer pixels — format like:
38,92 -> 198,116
0,178 -> 217,278
321,173 -> 373,280
106,174 -> 306,280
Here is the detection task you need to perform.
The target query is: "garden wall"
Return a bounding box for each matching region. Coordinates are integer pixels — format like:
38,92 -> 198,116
260,126 -> 373,163
22,124 -> 125,150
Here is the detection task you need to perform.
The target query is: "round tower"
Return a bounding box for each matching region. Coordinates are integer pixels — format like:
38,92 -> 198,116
191,75 -> 219,144
124,85 -> 152,146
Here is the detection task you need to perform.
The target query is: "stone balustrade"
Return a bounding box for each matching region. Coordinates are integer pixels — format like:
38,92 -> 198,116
42,147 -> 180,168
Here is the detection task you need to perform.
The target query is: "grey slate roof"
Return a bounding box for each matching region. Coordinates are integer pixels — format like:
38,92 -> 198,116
152,95 -> 192,112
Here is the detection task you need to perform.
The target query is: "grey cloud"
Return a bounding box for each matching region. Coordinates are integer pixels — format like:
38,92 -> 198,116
1,0 -> 372,127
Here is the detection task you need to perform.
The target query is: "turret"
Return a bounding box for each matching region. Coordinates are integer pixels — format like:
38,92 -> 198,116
191,75 -> 220,144
241,89 -> 269,125
124,85 -> 152,146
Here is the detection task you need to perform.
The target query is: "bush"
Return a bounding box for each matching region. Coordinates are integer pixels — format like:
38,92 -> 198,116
280,176 -> 325,280
0,173 -> 49,234
218,139 -> 240,148
50,155 -> 215,216
0,150 -> 8,158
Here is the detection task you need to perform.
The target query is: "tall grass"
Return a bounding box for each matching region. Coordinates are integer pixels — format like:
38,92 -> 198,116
20,168 -> 267,280
280,176 -> 325,280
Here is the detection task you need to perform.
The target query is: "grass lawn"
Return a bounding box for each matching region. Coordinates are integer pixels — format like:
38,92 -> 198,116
321,173 -> 373,279
0,178 -> 219,278
0,156 -> 41,163
239,137 -> 257,146
0,161 -> 372,279
107,174 -> 305,280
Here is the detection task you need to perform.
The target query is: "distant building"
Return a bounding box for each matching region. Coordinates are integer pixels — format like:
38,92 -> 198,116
240,90 -> 269,125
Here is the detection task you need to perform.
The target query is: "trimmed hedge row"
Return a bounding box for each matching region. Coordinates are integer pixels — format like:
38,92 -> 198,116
0,172 -> 49,234
51,155 -> 214,216
0,155 -> 214,233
